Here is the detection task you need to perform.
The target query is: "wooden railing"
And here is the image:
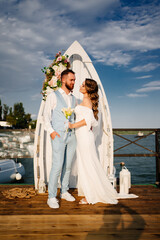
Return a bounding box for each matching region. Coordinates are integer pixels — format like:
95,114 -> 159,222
113,128 -> 160,186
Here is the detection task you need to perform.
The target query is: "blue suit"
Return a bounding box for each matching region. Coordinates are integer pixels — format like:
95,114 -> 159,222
48,90 -> 76,198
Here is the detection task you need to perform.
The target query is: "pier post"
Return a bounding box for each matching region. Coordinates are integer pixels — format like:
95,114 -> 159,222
155,129 -> 160,187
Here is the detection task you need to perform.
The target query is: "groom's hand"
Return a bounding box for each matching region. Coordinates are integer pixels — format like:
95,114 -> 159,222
50,131 -> 60,140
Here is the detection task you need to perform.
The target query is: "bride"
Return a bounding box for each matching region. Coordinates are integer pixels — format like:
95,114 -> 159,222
69,79 -> 118,205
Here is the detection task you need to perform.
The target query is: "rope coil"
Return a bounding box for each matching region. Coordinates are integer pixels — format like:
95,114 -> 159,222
2,187 -> 36,199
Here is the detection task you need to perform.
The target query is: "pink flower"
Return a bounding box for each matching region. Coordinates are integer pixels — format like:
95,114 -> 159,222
55,70 -> 61,79
48,79 -> 53,87
57,56 -> 62,62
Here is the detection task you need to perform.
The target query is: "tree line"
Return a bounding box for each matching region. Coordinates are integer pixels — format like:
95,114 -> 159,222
0,99 -> 36,129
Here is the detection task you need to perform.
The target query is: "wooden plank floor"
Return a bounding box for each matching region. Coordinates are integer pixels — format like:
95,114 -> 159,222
0,185 -> 160,240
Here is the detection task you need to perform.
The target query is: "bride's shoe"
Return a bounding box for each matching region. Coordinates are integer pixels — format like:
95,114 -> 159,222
79,198 -> 88,204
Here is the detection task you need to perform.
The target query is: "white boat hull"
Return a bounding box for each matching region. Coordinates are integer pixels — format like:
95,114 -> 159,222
0,159 -> 25,183
34,41 -> 114,191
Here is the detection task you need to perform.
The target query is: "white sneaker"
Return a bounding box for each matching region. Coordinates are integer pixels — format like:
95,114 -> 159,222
47,197 -> 59,209
60,191 -> 75,202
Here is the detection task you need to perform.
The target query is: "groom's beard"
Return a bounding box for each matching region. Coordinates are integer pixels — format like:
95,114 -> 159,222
65,83 -> 74,91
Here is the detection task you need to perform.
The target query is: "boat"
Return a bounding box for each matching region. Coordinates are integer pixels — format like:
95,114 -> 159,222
34,41 -> 115,192
135,131 -> 144,138
0,159 -> 25,183
138,131 -> 144,136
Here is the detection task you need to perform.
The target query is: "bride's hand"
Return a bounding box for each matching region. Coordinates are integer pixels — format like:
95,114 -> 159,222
68,122 -> 73,129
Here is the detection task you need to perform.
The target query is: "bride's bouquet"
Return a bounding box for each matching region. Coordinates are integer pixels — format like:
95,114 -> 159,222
41,51 -> 70,100
62,107 -> 74,120
61,107 -> 74,140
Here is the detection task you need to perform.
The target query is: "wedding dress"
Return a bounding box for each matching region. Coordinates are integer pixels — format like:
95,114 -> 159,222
75,105 -> 118,204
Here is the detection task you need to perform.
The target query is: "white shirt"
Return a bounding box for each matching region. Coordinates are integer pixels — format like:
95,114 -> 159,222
43,88 -> 74,134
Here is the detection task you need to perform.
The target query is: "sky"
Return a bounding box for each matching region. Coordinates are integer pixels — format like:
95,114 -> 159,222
0,0 -> 160,128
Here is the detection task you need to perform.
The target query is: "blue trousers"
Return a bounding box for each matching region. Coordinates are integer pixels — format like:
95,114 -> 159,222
48,131 -> 76,198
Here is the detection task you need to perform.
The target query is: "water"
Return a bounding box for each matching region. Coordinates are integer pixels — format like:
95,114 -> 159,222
114,134 -> 156,184
0,131 -> 156,185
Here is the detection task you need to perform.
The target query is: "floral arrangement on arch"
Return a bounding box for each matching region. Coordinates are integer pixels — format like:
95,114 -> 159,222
41,51 -> 70,100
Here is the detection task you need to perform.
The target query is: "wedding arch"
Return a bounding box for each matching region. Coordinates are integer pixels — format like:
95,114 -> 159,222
33,41 -> 114,192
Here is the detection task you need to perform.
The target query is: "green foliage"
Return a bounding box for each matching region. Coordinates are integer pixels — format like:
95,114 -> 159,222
0,101 -> 33,129
3,104 -> 9,121
13,103 -> 30,128
30,120 -> 37,129
6,114 -> 16,126
6,102 -> 32,129
0,99 -> 2,121
57,79 -> 62,88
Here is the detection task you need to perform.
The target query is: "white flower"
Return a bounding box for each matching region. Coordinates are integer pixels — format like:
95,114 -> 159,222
52,76 -> 58,87
55,70 -> 61,79
52,65 -> 59,72
48,76 -> 57,87
58,63 -> 66,72
46,86 -> 54,95
52,64 -> 67,80
52,64 -> 66,73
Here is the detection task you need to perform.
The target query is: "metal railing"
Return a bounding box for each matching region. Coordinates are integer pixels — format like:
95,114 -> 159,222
113,128 -> 160,186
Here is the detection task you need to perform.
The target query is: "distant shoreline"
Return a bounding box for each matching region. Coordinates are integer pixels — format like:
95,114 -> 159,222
0,129 -> 35,133
113,130 -> 154,135
0,129 -> 156,136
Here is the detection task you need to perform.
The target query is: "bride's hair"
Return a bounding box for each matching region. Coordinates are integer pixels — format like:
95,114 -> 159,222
85,79 -> 99,120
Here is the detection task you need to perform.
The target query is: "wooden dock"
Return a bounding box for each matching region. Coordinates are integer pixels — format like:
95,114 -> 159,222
0,185 -> 160,240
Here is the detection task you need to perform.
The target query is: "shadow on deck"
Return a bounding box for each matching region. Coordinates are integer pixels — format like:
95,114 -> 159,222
0,185 -> 160,240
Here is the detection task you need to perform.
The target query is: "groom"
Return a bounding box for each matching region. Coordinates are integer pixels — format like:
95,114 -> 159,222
44,69 -> 77,208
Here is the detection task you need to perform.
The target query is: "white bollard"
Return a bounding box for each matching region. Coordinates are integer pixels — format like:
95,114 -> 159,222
119,166 -> 131,194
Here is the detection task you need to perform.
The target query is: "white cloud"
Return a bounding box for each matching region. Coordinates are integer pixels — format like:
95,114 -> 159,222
31,114 -> 37,119
0,1 -> 84,92
91,49 -> 132,66
136,80 -> 160,93
143,81 -> 160,87
31,93 -> 42,101
0,0 -> 160,121
127,81 -> 160,97
127,93 -> 147,98
131,63 -> 160,72
82,7 -> 160,66
47,0 -> 120,25
137,86 -> 160,93
58,0 -> 119,11
136,75 -> 152,79
0,0 -> 160,76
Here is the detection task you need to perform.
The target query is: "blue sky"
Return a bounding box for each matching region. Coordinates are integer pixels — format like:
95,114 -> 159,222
0,0 -> 160,128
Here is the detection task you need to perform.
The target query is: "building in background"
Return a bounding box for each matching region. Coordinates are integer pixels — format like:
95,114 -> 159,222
0,121 -> 12,129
